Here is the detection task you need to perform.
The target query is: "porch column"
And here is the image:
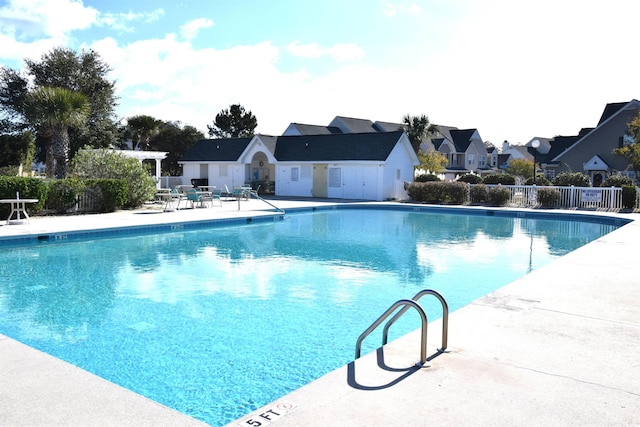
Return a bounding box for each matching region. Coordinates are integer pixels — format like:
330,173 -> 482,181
154,159 -> 162,189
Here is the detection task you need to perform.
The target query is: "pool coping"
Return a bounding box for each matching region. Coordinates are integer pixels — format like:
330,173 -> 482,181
1,200 -> 639,426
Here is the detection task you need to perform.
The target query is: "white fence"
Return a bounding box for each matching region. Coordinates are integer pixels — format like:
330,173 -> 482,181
481,185 -> 638,210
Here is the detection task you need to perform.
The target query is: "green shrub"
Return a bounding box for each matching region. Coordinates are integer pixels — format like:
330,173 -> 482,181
622,185 -> 637,209
470,184 -> 489,203
70,148 -> 156,208
458,174 -> 482,184
407,181 -> 469,204
488,186 -> 511,206
47,179 -> 83,213
536,187 -> 560,207
524,176 -> 551,186
415,174 -> 440,182
0,176 -> 48,217
601,174 -> 634,188
553,172 -> 590,187
483,174 -> 515,185
83,179 -> 128,212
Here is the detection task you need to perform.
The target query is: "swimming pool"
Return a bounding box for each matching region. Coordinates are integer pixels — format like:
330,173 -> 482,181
0,206 -> 623,426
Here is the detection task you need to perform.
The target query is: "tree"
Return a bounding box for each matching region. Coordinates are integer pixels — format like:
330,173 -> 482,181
402,114 -> 438,153
207,104 -> 257,138
1,47 -> 119,166
506,158 -> 534,182
24,87 -> 89,178
613,111 -> 640,173
126,115 -> 162,150
0,132 -> 35,174
149,121 -> 204,175
0,67 -> 30,133
417,150 -> 448,174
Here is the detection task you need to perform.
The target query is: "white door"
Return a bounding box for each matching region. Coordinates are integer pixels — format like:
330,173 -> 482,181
362,167 -> 378,200
232,165 -> 244,187
277,167 -> 291,196
342,167 -> 361,199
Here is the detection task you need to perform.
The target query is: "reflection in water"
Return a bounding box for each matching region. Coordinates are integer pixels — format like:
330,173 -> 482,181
0,209 -> 618,426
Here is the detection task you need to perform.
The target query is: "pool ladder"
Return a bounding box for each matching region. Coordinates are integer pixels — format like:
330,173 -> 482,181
355,289 -> 449,367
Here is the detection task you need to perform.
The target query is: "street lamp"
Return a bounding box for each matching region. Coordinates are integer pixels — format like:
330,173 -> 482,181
531,139 -> 540,185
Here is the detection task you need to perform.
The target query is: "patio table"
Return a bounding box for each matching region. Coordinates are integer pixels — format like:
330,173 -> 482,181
0,198 -> 39,224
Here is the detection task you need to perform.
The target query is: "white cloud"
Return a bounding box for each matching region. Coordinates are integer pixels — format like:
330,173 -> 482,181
97,8 -> 165,32
382,1 -> 422,17
0,0 -> 98,38
382,2 -> 397,17
287,41 -> 365,62
180,17 -> 214,41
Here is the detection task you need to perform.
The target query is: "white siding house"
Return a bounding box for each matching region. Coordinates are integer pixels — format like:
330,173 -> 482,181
180,130 -> 418,201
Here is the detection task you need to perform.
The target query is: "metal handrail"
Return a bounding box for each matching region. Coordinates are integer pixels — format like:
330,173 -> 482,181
355,299 -> 428,367
382,289 -> 448,352
248,190 -> 285,214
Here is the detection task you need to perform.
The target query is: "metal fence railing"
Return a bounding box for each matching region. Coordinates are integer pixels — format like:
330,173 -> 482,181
480,185 -> 630,210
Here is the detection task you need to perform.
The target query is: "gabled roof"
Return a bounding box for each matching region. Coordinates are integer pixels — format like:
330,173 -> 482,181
373,121 -> 404,132
431,138 -> 445,150
433,125 -> 458,142
181,137 -> 253,161
274,131 -> 407,162
329,116 -> 378,133
449,129 -> 478,152
597,102 -> 628,125
543,135 -> 581,164
285,123 -> 342,135
257,135 -> 278,155
552,99 -> 640,162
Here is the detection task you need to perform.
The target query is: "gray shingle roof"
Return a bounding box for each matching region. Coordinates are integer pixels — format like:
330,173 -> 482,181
181,137 -> 253,161
449,129 -> 477,152
331,116 -> 378,133
288,123 -> 342,135
274,131 -> 405,162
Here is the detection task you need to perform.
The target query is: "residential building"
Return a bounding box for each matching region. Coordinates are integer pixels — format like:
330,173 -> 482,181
537,99 -> 640,185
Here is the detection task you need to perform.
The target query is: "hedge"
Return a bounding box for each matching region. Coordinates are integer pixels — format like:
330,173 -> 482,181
407,181 -> 469,204
0,176 -> 48,217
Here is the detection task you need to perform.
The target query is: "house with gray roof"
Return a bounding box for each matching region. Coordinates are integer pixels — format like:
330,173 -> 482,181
179,130 -> 418,201
427,126 -> 490,179
537,99 -> 640,185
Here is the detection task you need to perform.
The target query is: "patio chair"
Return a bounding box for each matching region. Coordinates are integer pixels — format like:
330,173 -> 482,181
210,188 -> 223,207
186,189 -> 206,208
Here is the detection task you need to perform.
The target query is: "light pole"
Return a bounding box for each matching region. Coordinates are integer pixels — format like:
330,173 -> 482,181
531,139 -> 540,185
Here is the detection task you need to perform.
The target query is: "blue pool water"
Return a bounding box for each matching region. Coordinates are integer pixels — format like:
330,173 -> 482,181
0,207 -> 622,426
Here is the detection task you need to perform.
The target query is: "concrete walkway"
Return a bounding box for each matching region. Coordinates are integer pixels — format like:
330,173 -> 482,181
1,200 -> 639,426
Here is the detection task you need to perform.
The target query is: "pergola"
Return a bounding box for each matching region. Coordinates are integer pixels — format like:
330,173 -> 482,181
117,150 -> 168,189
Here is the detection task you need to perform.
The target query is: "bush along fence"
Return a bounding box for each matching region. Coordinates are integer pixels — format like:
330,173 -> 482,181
0,176 -> 128,217
407,181 -> 640,210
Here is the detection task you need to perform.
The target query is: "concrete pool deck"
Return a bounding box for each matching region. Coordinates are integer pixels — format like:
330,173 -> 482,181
0,199 -> 638,426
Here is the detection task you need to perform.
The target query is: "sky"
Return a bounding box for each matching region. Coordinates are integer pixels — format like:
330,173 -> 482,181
0,0 -> 638,145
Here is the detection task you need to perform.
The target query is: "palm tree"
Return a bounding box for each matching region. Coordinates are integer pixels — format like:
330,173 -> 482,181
25,86 -> 90,178
126,115 -> 162,150
402,114 -> 438,153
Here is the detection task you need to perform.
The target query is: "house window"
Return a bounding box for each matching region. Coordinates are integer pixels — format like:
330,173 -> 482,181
329,168 -> 341,187
301,165 -> 312,179
622,134 -> 634,147
467,154 -> 475,166
291,167 -> 299,182
219,164 -> 228,177
478,155 -> 485,166
544,169 -> 555,180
